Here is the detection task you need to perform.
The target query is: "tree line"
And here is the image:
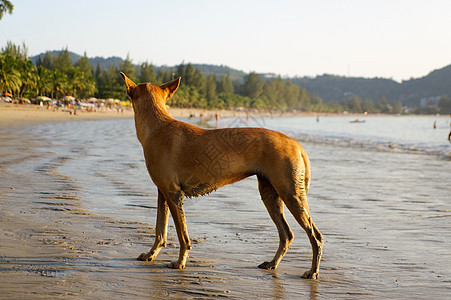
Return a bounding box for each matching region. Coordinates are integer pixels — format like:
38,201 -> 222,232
0,43 -> 322,111
3,42 -> 448,113
0,42 -> 96,99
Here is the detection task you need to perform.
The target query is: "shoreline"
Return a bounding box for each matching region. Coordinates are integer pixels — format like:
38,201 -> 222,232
0,102 -> 313,129
0,102 -> 407,130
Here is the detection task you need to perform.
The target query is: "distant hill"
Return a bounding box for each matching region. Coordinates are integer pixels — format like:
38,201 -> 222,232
292,75 -> 401,103
31,51 -> 451,107
190,64 -> 247,83
399,64 -> 451,106
88,56 -> 125,71
291,64 -> 451,106
31,51 -> 124,71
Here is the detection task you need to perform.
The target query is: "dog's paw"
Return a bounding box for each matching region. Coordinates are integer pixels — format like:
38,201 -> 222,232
301,270 -> 318,279
168,261 -> 185,269
137,252 -> 151,261
258,261 -> 277,270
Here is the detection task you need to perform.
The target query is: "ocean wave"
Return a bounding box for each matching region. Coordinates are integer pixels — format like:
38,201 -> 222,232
284,130 -> 451,160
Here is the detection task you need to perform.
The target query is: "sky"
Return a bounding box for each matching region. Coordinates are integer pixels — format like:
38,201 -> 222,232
1,0 -> 451,82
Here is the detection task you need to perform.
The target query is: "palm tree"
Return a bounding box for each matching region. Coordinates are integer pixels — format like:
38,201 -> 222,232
18,59 -> 37,97
68,68 -> 95,98
51,69 -> 68,99
36,66 -> 52,96
0,0 -> 13,20
68,68 -> 83,98
0,54 -> 22,95
79,75 -> 96,98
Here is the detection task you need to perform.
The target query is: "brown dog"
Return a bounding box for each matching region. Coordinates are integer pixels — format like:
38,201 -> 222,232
120,72 -> 324,279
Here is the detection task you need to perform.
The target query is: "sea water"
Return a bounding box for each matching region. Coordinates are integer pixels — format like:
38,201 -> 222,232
5,115 -> 450,298
220,114 -> 451,158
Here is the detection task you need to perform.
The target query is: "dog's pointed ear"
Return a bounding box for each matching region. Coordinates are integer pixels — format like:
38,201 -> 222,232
120,72 -> 137,98
160,77 -> 181,101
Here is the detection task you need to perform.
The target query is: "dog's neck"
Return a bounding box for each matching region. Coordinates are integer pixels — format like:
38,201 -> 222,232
132,95 -> 175,144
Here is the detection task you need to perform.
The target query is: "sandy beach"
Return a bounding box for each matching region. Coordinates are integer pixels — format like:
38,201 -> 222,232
1,103 -> 449,299
0,102 -> 278,129
0,102 -> 135,128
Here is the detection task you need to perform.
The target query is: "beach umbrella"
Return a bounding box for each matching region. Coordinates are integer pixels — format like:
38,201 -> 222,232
63,95 -> 75,101
37,96 -> 52,101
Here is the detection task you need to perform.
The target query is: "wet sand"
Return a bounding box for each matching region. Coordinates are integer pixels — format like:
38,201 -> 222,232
0,105 -> 450,298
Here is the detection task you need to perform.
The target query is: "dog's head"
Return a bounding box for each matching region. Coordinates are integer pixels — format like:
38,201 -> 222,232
120,72 -> 180,112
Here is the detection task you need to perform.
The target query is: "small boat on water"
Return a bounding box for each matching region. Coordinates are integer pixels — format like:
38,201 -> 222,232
349,119 -> 366,123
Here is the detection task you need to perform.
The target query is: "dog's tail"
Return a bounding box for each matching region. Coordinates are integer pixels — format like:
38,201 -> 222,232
299,147 -> 311,195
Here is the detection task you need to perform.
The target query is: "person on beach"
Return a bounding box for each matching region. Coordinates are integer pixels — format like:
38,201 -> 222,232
215,112 -> 220,129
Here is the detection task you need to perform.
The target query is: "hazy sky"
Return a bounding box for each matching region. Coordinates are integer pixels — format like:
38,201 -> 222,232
1,0 -> 450,81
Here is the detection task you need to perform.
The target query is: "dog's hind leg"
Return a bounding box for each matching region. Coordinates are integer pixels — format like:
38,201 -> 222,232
281,192 -> 324,279
165,187 -> 191,269
257,176 -> 294,270
138,190 -> 169,262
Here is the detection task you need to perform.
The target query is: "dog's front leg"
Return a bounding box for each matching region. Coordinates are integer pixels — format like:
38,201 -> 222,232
137,190 -> 169,262
166,188 -> 191,269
